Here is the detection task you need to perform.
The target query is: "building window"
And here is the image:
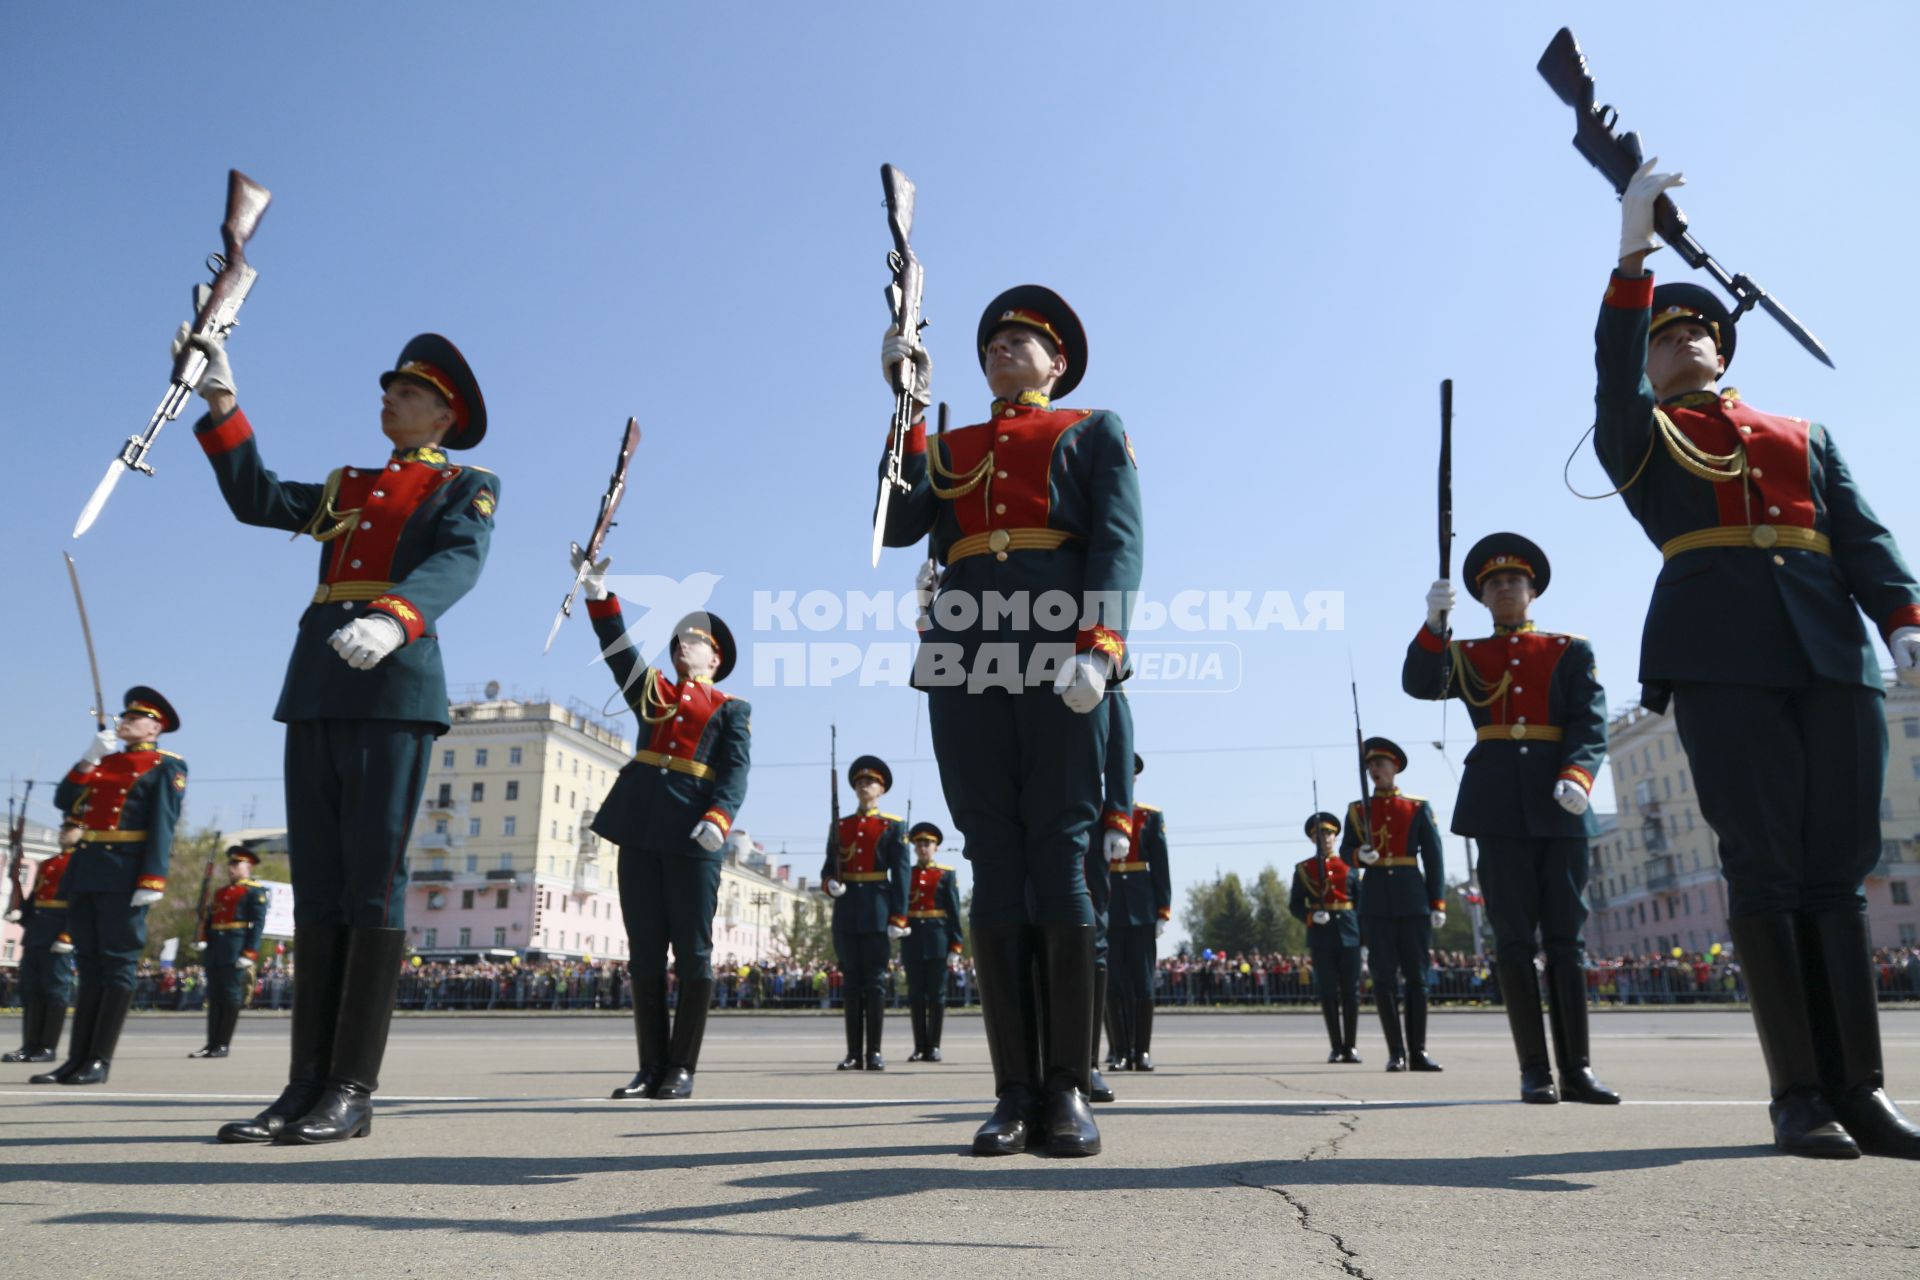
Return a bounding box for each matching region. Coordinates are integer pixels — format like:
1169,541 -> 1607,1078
468,818 -> 482,837
1911,759 -> 1920,782
465,854 -> 478,873
1905,718 -> 1920,740
554,784 -> 561,803
475,748 -> 489,767
494,927 -> 507,946
426,892 -> 445,911
430,854 -> 446,871
462,889 -> 475,910
1883,840 -> 1901,861
510,747 -> 523,765
572,759 -> 580,776
442,750 -> 455,768
436,784 -> 453,808
569,791 -> 576,808
506,781 -> 519,801
458,927 -> 472,947
1883,799 -> 1897,820
498,853 -> 512,871
1902,924 -> 1918,946
497,889 -> 510,909
1893,882 -> 1912,906
566,827 -> 574,844
503,816 -> 517,836
434,819 -> 449,836
551,821 -> 559,839
1658,739 -> 1667,761
423,928 -> 438,948
471,782 -> 486,802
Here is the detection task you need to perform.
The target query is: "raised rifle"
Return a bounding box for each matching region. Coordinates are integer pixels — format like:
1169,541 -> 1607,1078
828,725 -> 842,886
74,170 -> 274,537
1350,668 -> 1373,851
545,416 -> 643,653
191,832 -> 221,951
1436,379 -> 1455,699
873,163 -> 926,567
1537,28 -> 1832,368
4,783 -> 33,924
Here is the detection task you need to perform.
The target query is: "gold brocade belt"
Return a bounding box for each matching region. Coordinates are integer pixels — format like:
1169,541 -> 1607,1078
1475,724 -> 1567,744
312,580 -> 396,605
76,831 -> 148,844
1661,526 -> 1831,561
1373,857 -> 1418,868
838,871 -> 889,883
1312,902 -> 1354,912
630,749 -> 711,779
908,909 -> 949,919
1110,861 -> 1150,873
946,528 -> 1082,564
210,922 -> 251,931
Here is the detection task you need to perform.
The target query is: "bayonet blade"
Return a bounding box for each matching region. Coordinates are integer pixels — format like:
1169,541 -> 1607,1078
1757,292 -> 1835,369
72,458 -> 127,539
870,473 -> 893,567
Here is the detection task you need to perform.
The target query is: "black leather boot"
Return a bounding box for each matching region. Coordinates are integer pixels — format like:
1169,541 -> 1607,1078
219,926 -> 348,1142
1131,999 -> 1155,1072
1088,966 -> 1115,1102
3,1000 -> 43,1062
31,981 -> 99,1084
62,986 -> 131,1085
928,983 -> 946,1061
863,988 -> 886,1071
612,971 -> 669,1099
1038,925 -> 1101,1157
1375,988 -> 1407,1072
1497,963 -> 1558,1104
909,997 -> 929,1061
1727,915 -> 1858,1158
1801,910 -> 1920,1159
1338,990 -> 1362,1063
1320,990 -> 1345,1063
1547,961 -> 1619,1103
190,999 -> 229,1058
1405,988 -> 1443,1071
279,928 -> 404,1144
655,976 -> 712,1100
38,997 -> 68,1063
1104,993 -> 1127,1072
837,992 -> 864,1070
970,924 -> 1040,1156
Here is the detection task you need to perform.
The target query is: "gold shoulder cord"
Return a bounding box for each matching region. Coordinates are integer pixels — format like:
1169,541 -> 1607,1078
636,670 -> 680,725
1447,643 -> 1513,710
928,438 -> 993,500
298,468 -> 364,543
1564,408 -> 1748,509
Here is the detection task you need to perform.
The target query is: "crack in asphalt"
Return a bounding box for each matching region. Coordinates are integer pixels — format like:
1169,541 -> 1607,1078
1229,1110 -> 1370,1277
1260,1073 -> 1364,1106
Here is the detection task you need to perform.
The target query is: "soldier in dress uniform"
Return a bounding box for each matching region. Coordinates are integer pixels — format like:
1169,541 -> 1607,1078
822,756 -> 910,1070
32,688 -> 187,1086
3,819 -> 80,1065
1085,686 -> 1137,1100
183,328 -> 499,1144
1107,749 -> 1171,1073
568,551 -> 750,1101
878,285 -> 1144,1156
1342,737 -> 1445,1073
1289,812 -> 1362,1064
1590,162 -> 1920,1157
189,847 -> 270,1060
901,821 -> 963,1062
1404,534 -> 1617,1104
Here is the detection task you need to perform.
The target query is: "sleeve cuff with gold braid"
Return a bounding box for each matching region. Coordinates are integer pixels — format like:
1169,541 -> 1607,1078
890,914 -> 909,929
367,594 -> 426,643
1101,809 -> 1134,836
1156,907 -> 1171,921
1603,270 -> 1655,310
1882,603 -> 1920,641
242,949 -> 258,962
1431,899 -> 1447,911
1076,624 -> 1126,667
949,942 -> 964,954
587,595 -> 622,620
701,809 -> 733,836
136,876 -> 167,892
1559,765 -> 1595,793
1413,623 -> 1448,654
196,406 -> 254,457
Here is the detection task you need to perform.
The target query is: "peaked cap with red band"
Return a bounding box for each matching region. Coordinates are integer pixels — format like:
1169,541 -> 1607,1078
847,753 -> 894,792
1464,531 -> 1551,596
379,333 -> 488,449
672,611 -> 736,683
122,684 -> 181,733
1362,735 -> 1408,772
908,821 -> 944,845
977,284 -> 1088,400
1649,282 -> 1737,372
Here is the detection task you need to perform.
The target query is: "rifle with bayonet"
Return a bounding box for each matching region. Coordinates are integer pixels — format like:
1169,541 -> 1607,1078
191,834 -> 220,952
1537,27 -> 1833,368
828,725 -> 842,888
4,783 -> 33,924
1437,379 -> 1454,697
873,163 -> 925,567
545,416 -> 643,653
1350,672 -> 1374,852
74,169 -> 274,538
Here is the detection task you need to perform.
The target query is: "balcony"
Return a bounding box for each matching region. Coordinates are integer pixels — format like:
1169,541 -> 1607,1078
485,868 -> 521,883
1644,853 -> 1677,893
414,830 -> 464,853
411,869 -> 455,883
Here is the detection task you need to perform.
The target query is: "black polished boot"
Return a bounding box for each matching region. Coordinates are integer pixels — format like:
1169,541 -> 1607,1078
1375,988 -> 1407,1072
908,998 -> 929,1062
970,924 -> 1040,1156
863,990 -> 887,1071
37,997 -> 68,1064
1801,909 -> 1920,1159
1727,915 -> 1858,1158
1337,991 -> 1362,1063
3,1000 -> 44,1062
190,999 -> 229,1058
1547,962 -> 1619,1103
1405,988 -> 1443,1072
928,986 -> 946,1062
1497,963 -> 1558,1104
1103,995 -> 1127,1072
1088,967 -> 1115,1102
221,1000 -> 243,1055
279,928 -> 404,1144
837,992 -> 864,1070
219,927 -> 348,1142
31,981 -> 99,1084
61,986 -> 131,1085
612,971 -> 669,1099
1320,991 -> 1345,1063
655,976 -> 712,1100
1130,999 -> 1155,1072
1038,925 -> 1101,1156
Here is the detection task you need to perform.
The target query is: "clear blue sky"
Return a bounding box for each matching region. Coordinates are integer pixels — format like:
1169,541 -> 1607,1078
6,3 -> 1916,922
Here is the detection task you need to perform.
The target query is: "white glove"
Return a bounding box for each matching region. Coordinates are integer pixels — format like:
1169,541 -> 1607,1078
1430,909 -> 1447,930
1154,920 -> 1167,939
2,908 -> 19,924
913,558 -> 938,631
1053,652 -> 1109,715
1356,845 -> 1380,866
328,614 -> 406,670
239,955 -> 256,970
881,324 -> 932,407
1553,779 -> 1591,816
81,727 -> 118,767
691,820 -> 726,853
131,889 -> 164,908
1103,829 -> 1131,863
887,924 -> 911,940
1311,910 -> 1331,925
50,938 -> 74,955
1891,626 -> 1920,687
1425,579 -> 1455,632
825,879 -> 847,898
1619,157 -> 1685,262
171,321 -> 236,399
571,542 -> 612,602
193,940 -> 208,952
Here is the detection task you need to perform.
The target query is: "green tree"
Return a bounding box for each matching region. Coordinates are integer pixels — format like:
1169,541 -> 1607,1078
771,896 -> 836,969
1252,865 -> 1306,954
1432,877 -> 1483,955
1183,871 -> 1259,954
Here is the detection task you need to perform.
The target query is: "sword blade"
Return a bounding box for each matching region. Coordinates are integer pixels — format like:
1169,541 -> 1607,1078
871,474 -> 893,567
72,458 -> 128,539
63,552 -> 108,729
1757,292 -> 1836,369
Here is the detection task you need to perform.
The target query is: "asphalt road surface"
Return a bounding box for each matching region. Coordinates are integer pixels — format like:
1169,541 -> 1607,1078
3,1008 -> 1917,1277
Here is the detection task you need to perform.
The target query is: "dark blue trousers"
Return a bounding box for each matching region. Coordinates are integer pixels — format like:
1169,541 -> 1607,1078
1477,835 -> 1592,968
66,894 -> 147,992
1363,914 -> 1431,996
618,846 -> 721,983
283,720 -> 435,928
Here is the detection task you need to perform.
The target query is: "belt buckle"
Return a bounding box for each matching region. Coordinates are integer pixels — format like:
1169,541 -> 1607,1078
1508,724 -> 1526,740
987,529 -> 1011,553
1751,524 -> 1779,549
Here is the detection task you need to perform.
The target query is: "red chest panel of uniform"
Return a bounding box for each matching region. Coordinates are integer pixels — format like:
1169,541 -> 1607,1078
33,852 -> 71,903
909,865 -> 946,913
1359,792 -> 1421,858
210,881 -> 254,927
324,460 -> 462,583
1300,856 -> 1352,905
74,749 -> 168,830
645,674 -> 731,759
836,813 -> 891,875
938,407 -> 1092,536
1457,630 -> 1574,728
1670,400 -> 1816,531
1126,805 -> 1156,857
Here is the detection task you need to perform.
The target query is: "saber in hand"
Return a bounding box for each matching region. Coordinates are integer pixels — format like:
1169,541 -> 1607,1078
545,417 -> 642,653
74,169 -> 273,538
1437,379 -> 1455,696
873,162 -> 925,566
63,552 -> 107,730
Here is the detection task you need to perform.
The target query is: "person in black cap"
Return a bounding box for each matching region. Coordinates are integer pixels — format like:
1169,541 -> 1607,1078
180,324 -> 499,1145
822,756 -> 910,1070
1341,737 -> 1445,1072
1592,161 -> 1920,1158
1106,728 -> 1170,1074
877,284 -> 1143,1157
190,847 -> 270,1060
1405,534 -> 1615,1105
1290,812 -> 1362,1064
33,688 -> 187,1086
901,821 -> 963,1062
3,819 -> 80,1065
565,550 -> 750,1101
